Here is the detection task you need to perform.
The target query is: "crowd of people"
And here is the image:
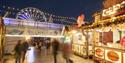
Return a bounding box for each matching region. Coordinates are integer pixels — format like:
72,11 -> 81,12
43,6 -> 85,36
13,40 -> 29,63
13,38 -> 73,63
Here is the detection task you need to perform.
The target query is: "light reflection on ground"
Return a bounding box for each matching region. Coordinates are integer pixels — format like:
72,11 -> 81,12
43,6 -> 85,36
26,47 -> 35,63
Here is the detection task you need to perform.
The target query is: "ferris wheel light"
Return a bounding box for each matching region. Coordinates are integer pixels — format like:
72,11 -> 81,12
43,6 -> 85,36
16,7 -> 47,22
29,9 -> 31,11
12,8 -> 15,10
25,13 -> 28,15
8,7 -> 10,9
3,6 -> 6,8
36,11 -> 39,13
17,8 -> 20,11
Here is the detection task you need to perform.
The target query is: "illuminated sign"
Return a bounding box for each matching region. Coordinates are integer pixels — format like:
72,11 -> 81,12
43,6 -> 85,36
3,18 -> 63,29
102,1 -> 125,17
107,51 -> 119,61
95,48 -> 104,57
3,18 -> 64,37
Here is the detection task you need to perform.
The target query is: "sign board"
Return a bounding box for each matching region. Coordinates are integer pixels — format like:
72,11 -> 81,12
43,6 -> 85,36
3,18 -> 64,37
105,49 -> 122,63
95,47 -> 104,59
102,1 -> 125,17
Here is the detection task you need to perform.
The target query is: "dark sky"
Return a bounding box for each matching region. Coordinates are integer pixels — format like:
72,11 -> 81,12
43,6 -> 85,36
1,0 -> 103,22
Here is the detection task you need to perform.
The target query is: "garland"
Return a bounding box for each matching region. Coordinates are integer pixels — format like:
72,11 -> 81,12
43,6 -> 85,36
83,14 -> 125,29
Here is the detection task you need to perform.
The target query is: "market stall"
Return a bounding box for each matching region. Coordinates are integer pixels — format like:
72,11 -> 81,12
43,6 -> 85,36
0,17 -> 5,62
69,14 -> 92,58
67,24 -> 93,58
81,1 -> 125,63
72,29 -> 87,57
83,13 -> 125,63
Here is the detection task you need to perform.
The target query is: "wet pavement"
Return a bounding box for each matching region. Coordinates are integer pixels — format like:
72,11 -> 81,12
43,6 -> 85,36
4,47 -> 94,63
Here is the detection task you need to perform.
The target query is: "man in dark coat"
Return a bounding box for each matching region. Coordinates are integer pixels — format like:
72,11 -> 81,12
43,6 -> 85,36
14,40 -> 22,63
21,41 -> 29,63
52,39 -> 59,63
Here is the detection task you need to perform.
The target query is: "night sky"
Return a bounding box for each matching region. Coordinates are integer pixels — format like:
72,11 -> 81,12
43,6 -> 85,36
1,0 -> 103,22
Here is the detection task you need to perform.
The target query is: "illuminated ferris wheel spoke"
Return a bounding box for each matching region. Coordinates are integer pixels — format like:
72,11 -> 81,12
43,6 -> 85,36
16,7 -> 47,22
20,14 -> 29,19
25,13 -> 30,19
22,13 -> 29,19
18,16 -> 27,20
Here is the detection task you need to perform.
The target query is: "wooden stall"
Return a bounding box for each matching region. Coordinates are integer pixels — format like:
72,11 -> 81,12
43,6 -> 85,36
71,29 -> 88,58
83,13 -> 125,63
81,1 -> 125,63
65,24 -> 93,58
0,17 -> 5,63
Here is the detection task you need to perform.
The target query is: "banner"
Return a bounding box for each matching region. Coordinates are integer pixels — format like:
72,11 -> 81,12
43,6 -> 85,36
4,18 -> 64,37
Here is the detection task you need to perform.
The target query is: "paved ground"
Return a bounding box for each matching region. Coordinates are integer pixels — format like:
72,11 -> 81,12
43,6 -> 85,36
4,47 -> 94,63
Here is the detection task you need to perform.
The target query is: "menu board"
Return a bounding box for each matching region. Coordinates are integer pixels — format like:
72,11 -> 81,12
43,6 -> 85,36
95,47 -> 104,59
105,49 -> 121,63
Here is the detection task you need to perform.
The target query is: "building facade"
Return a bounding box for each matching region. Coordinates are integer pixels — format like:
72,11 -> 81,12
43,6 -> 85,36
103,0 -> 124,9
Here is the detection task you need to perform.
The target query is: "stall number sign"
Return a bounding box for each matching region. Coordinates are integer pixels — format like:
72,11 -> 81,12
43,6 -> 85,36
95,48 -> 104,57
102,1 -> 125,17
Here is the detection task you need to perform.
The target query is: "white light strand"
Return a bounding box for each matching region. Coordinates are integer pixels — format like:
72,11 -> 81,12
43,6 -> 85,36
2,6 -> 77,23
6,34 -> 64,38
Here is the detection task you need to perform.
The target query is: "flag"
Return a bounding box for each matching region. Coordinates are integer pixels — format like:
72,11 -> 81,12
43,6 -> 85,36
77,14 -> 85,27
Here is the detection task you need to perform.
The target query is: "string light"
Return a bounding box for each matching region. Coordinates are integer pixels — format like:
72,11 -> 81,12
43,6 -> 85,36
2,5 -> 77,25
83,14 -> 125,30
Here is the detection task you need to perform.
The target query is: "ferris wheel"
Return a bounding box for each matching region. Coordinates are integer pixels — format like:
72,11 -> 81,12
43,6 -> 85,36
16,7 -> 47,22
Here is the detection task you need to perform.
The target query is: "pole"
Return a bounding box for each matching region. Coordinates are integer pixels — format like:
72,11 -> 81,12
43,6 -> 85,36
0,16 -> 5,63
86,30 -> 89,59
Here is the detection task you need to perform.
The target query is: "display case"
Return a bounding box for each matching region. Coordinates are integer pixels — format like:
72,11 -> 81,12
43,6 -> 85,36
71,30 -> 88,57
93,28 -> 125,63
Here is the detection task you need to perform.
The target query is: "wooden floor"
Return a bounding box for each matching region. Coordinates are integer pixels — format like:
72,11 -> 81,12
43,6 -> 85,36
4,47 -> 94,63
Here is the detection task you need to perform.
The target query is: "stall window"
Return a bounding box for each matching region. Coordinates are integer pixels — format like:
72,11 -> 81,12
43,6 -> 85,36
99,31 -> 113,45
103,31 -> 113,45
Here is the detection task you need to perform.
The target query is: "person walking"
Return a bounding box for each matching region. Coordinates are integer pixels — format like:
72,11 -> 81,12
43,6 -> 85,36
21,41 -> 29,63
38,42 -> 42,51
62,42 -> 73,63
46,40 -> 51,54
13,40 -> 22,63
52,39 -> 59,63
62,26 -> 73,63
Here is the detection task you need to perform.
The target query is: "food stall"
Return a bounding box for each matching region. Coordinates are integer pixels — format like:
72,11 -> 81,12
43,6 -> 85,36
81,1 -> 125,63
67,23 -> 93,58
71,28 -> 88,57
92,25 -> 125,63
82,12 -> 125,63
66,14 -> 93,58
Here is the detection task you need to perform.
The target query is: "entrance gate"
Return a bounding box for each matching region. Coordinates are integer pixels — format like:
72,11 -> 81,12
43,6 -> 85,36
2,17 -> 64,60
